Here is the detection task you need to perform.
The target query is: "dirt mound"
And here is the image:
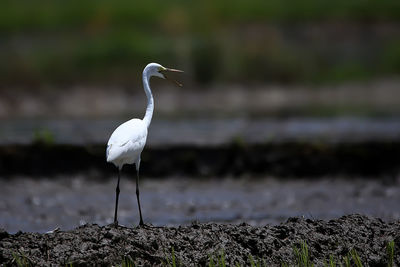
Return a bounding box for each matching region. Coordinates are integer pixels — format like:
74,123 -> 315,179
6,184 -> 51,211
1,214 -> 399,266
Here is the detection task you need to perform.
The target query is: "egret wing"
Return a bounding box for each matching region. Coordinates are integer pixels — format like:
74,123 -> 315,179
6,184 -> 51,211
106,119 -> 147,162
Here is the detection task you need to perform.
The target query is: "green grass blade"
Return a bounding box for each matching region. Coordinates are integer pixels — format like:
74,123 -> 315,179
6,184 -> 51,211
163,247 -> 178,267
209,254 -> 215,267
324,255 -> 336,267
12,252 -> 33,267
218,250 -> 226,267
172,247 -> 176,267
386,240 -> 395,267
121,255 -> 135,267
342,255 -> 351,267
293,241 -> 313,267
249,255 -> 256,267
350,249 -> 363,267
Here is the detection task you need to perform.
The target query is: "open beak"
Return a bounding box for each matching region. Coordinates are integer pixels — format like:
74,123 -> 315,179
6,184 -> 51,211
161,68 -> 184,87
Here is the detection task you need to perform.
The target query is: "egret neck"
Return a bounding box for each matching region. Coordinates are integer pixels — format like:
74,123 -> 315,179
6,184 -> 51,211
142,68 -> 154,128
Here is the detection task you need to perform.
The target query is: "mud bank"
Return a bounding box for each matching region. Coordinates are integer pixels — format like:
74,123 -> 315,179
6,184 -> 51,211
0,215 -> 399,266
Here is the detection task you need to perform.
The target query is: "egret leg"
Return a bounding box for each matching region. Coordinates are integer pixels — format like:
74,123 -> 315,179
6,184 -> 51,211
113,169 -> 121,227
136,170 -> 144,226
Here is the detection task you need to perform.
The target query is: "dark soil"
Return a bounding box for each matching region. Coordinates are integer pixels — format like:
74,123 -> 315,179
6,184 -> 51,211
2,141 -> 400,177
1,214 -> 399,266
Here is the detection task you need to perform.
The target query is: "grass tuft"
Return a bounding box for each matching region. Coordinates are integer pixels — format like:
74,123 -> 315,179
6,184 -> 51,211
249,254 -> 267,267
209,250 -> 226,267
163,247 -> 181,267
293,241 -> 313,267
12,252 -> 33,267
121,255 -> 135,267
219,250 -> 226,267
350,248 -> 363,267
342,254 -> 351,267
386,240 -> 395,267
324,255 -> 336,267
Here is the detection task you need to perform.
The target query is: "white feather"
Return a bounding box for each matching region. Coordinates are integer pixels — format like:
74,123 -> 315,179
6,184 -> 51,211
106,119 -> 147,169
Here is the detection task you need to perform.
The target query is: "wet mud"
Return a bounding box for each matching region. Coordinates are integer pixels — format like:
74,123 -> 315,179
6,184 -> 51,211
0,214 -> 399,266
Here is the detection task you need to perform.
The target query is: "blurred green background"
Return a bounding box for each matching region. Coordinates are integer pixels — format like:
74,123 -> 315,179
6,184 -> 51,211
1,0 -> 400,88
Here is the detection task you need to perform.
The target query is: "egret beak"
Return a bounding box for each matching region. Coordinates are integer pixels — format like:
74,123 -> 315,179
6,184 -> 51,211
161,68 -> 184,87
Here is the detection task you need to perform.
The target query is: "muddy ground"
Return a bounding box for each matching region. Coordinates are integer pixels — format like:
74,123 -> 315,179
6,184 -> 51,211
0,214 -> 399,266
1,176 -> 400,234
1,176 -> 400,265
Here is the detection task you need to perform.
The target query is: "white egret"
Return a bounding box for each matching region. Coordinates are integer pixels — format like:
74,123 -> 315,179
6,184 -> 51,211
106,62 -> 183,226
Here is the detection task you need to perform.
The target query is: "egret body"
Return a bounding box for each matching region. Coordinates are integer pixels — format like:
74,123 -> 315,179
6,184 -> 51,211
106,62 -> 183,226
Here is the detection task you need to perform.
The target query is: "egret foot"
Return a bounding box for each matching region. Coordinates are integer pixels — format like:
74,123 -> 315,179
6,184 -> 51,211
137,223 -> 152,229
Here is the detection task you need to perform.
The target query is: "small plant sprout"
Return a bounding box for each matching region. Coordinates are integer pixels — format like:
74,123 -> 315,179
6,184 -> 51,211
208,250 -> 227,267
164,247 -> 180,267
249,255 -> 267,267
218,250 -> 226,267
342,255 -> 351,267
12,252 -> 33,267
293,241 -> 313,267
386,240 -> 395,267
350,248 -> 363,267
324,255 -> 336,267
121,255 -> 136,267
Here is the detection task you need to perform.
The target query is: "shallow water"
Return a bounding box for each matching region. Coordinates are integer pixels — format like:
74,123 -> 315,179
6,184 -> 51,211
2,117 -> 400,145
1,175 -> 399,233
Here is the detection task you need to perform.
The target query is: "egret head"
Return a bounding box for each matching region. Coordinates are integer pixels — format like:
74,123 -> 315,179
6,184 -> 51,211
145,62 -> 184,87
